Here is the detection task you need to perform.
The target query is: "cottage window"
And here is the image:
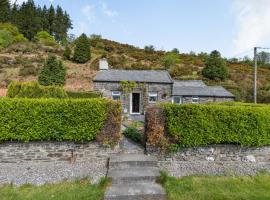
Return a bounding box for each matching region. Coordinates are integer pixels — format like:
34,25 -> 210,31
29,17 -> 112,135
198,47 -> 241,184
192,96 -> 199,104
172,96 -> 182,104
148,92 -> 158,103
112,91 -> 121,101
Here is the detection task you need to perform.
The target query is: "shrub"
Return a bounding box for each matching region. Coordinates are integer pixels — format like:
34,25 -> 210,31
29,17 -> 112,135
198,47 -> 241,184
34,31 -> 57,46
38,56 -> 66,86
0,30 -> 13,48
63,45 -> 72,60
7,81 -> 68,98
67,91 -> 102,98
145,106 -> 169,150
96,100 -> 122,146
73,33 -> 91,63
162,103 -> 270,147
161,53 -> 179,69
202,50 -> 228,81
0,98 -> 121,143
123,127 -> 143,143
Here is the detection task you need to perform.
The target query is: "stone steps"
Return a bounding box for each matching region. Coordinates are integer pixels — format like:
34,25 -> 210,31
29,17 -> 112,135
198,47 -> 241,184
105,183 -> 166,200
104,153 -> 166,200
109,154 -> 157,169
108,167 -> 160,184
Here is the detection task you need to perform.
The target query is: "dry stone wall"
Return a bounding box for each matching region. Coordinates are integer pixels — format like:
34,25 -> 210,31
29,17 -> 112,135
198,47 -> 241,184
147,144 -> 270,176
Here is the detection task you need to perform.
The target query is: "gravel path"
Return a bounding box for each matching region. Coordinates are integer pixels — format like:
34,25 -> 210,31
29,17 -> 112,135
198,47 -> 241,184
0,159 -> 107,186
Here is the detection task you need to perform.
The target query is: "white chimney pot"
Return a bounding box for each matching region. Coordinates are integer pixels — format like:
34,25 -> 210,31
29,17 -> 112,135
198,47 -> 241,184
99,58 -> 109,70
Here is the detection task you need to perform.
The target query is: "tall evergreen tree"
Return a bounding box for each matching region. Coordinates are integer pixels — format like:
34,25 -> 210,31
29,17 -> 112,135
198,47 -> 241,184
54,5 -> 64,41
202,50 -> 228,81
16,0 -> 41,40
41,5 -> 49,32
47,5 -> 55,36
73,33 -> 91,63
0,0 -> 11,22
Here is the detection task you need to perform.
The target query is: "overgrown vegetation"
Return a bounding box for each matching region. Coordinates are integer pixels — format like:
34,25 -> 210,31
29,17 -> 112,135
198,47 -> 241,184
159,172 -> 270,200
123,127 -> 143,143
0,98 -> 121,143
0,177 -> 109,200
146,103 -> 270,149
7,81 -> 67,98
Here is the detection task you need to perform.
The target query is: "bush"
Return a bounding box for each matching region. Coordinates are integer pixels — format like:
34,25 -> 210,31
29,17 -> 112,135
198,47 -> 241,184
162,103 -> 270,147
67,91 -> 102,98
63,45 -> 72,60
34,31 -> 57,46
123,127 -> 143,143
0,98 -> 121,143
73,33 -> 91,63
0,30 -> 13,48
161,53 -> 179,69
38,56 -> 66,86
202,50 -> 228,81
7,81 -> 68,98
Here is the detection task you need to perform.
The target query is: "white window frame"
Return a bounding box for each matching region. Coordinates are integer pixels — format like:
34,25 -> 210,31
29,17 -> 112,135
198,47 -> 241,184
172,96 -> 182,104
111,91 -> 121,101
192,96 -> 199,104
148,92 -> 158,103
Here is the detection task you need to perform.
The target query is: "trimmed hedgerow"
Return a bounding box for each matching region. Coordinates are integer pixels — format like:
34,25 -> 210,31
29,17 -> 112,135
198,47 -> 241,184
7,82 -> 68,98
0,98 -> 121,143
67,91 -> 102,99
162,103 -> 270,147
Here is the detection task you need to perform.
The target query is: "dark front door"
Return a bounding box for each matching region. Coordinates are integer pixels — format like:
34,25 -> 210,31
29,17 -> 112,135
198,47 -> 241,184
132,93 -> 140,113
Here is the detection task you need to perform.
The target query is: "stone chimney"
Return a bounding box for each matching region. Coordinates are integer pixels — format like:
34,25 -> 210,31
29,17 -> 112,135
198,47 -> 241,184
99,58 -> 109,70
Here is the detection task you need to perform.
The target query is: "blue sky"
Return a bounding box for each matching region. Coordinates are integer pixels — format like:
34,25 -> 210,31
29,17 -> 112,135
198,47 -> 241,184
16,0 -> 270,58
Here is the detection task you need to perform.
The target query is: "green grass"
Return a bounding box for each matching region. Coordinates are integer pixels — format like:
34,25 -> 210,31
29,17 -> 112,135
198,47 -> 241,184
0,178 -> 109,200
160,172 -> 270,200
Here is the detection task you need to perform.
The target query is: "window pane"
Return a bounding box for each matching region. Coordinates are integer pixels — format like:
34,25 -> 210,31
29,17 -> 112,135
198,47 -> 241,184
173,97 -> 181,104
112,95 -> 120,101
149,96 -> 157,103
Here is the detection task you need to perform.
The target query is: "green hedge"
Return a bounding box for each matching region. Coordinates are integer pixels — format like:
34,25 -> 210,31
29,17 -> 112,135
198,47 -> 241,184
162,103 -> 270,147
0,98 -> 121,142
67,91 -> 102,99
7,82 -> 68,98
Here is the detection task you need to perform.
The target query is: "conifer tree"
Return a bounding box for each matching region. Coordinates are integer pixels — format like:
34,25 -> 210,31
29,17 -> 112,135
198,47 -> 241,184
202,50 -> 228,81
38,56 -> 66,86
0,0 -> 11,22
73,33 -> 91,63
47,5 -> 55,36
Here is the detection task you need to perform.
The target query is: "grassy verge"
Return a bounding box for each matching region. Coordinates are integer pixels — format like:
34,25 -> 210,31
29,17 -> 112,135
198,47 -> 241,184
159,172 -> 270,200
0,177 -> 109,200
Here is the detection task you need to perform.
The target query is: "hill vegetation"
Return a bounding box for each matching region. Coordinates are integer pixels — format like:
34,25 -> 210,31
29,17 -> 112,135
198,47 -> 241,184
0,1 -> 270,103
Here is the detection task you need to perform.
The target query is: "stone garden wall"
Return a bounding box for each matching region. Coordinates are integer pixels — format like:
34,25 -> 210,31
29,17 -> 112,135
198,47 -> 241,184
0,141 -> 119,163
0,142 -> 120,185
147,144 -> 270,177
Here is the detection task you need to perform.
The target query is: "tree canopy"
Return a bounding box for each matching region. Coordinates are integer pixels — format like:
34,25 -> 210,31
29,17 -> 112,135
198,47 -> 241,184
202,50 -> 228,81
0,0 -> 72,41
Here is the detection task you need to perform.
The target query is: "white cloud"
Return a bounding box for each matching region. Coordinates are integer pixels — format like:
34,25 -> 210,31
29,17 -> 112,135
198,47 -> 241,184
81,4 -> 96,23
232,0 -> 270,55
101,2 -> 118,18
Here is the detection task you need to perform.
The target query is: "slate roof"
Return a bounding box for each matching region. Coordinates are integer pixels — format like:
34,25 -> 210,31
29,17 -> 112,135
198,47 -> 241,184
93,70 -> 173,83
172,81 -> 235,98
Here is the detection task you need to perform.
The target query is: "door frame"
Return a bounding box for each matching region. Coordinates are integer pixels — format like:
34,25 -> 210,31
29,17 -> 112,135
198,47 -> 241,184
130,92 -> 141,114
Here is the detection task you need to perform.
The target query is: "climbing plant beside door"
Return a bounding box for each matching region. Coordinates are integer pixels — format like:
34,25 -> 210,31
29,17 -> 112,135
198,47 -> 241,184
120,80 -> 137,113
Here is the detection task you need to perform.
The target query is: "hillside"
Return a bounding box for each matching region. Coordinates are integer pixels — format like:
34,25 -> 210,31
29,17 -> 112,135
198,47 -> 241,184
0,38 -> 270,103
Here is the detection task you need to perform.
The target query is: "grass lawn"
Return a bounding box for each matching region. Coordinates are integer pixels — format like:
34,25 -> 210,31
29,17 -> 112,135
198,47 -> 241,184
160,172 -> 270,200
0,178 -> 108,200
